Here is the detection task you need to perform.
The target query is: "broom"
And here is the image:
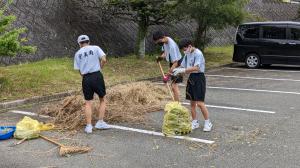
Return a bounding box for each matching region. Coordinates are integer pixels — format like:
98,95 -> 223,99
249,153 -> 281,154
158,61 -> 175,101
40,135 -> 92,156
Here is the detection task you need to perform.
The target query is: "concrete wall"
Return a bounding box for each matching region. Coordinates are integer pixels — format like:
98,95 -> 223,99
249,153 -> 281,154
0,0 -> 299,65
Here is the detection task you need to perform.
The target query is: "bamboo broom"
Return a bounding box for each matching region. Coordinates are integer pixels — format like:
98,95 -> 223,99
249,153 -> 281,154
40,135 -> 92,156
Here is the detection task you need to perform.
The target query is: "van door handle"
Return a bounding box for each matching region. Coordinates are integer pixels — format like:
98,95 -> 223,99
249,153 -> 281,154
288,42 -> 297,45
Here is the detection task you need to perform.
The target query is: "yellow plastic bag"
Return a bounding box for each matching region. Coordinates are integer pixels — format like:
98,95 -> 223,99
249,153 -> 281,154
14,116 -> 54,139
162,102 -> 192,136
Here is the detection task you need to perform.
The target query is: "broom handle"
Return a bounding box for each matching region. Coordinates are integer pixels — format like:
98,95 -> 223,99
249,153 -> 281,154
40,135 -> 64,147
158,61 -> 175,101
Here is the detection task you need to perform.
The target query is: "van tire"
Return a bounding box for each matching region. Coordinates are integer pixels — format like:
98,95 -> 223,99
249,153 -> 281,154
245,53 -> 260,69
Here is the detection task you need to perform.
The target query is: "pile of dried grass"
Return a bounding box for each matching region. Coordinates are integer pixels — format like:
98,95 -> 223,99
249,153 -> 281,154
40,82 -> 169,130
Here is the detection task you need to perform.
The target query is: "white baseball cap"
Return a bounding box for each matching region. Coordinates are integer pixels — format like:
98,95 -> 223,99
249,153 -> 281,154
77,35 -> 90,44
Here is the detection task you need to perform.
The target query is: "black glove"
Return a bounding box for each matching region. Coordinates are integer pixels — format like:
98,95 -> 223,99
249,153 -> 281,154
156,56 -> 163,62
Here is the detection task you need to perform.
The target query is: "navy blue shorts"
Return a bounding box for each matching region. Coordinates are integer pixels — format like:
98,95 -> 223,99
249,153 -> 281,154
82,71 -> 106,100
186,73 -> 206,101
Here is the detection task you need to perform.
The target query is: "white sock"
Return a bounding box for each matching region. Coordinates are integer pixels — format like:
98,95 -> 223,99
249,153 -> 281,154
98,120 -> 104,123
192,120 -> 198,123
87,124 -> 92,127
205,119 -> 210,124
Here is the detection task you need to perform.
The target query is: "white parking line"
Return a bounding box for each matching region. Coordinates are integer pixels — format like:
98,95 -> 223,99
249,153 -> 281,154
206,75 -> 300,82
8,110 -> 215,144
10,110 -> 50,118
155,83 -> 300,95
181,102 -> 276,114
225,67 -> 300,73
109,125 -> 214,144
208,86 -> 300,95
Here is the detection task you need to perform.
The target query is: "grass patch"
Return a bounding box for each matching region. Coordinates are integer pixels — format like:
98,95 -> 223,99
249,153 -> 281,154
0,46 -> 233,102
204,46 -> 233,68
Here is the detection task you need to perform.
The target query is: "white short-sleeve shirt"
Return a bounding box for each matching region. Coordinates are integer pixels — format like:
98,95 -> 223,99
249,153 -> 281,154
74,45 -> 105,75
181,48 -> 205,73
162,37 -> 182,63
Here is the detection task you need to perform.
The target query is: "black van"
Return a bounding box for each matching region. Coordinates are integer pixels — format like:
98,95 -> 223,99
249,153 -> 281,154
233,21 -> 300,68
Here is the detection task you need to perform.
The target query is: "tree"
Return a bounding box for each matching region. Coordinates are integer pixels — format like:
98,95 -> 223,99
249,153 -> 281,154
177,0 -> 247,50
108,0 -> 178,59
0,0 -> 36,57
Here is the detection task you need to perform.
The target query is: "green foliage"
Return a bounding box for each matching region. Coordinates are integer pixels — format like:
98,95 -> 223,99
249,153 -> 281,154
0,0 -> 36,57
108,0 -> 178,58
176,0 -> 247,49
109,0 -> 178,25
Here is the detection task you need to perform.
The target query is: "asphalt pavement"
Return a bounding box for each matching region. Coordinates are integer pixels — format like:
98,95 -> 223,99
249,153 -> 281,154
0,64 -> 299,168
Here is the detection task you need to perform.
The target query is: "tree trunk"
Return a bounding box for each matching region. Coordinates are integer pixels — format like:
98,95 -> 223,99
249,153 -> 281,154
194,23 -> 207,51
135,21 -> 148,59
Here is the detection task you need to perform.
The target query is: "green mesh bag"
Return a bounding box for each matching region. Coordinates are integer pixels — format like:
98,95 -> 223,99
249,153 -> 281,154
162,102 -> 192,136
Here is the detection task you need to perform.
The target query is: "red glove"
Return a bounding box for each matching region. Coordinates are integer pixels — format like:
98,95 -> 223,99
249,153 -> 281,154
163,74 -> 170,83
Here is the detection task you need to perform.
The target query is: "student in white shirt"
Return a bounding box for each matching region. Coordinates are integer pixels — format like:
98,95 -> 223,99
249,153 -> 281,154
74,35 -> 110,133
173,39 -> 213,132
153,31 -> 183,102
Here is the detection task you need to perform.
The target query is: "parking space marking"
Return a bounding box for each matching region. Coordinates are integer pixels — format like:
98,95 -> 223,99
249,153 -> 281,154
109,125 -> 215,144
7,110 -> 215,144
208,86 -> 300,95
182,102 -> 276,114
225,67 -> 300,73
155,83 -> 300,95
10,110 -> 50,118
206,75 -> 300,82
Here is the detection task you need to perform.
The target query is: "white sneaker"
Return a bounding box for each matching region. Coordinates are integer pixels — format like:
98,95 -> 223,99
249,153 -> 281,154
95,121 -> 111,130
203,121 -> 213,132
192,120 -> 200,130
85,125 -> 93,134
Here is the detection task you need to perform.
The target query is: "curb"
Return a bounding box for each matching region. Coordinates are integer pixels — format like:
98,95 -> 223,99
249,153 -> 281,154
0,63 -> 234,111
0,91 -> 78,111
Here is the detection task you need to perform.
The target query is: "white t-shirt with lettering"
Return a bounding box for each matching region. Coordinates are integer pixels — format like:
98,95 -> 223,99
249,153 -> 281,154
74,45 -> 105,75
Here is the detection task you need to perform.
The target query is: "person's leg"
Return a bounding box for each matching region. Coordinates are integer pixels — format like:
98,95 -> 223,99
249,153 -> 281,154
98,96 -> 106,120
196,101 -> 209,120
85,100 -> 93,125
191,100 -> 199,130
84,100 -> 93,133
190,101 -> 197,120
95,96 -> 110,129
197,101 -> 212,131
171,83 -> 180,101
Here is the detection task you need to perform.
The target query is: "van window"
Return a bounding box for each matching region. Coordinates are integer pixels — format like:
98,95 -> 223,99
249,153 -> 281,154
290,27 -> 300,40
238,25 -> 259,39
262,26 -> 286,39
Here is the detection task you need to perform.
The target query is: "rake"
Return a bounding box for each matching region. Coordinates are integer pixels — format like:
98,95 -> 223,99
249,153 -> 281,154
157,61 -> 175,101
40,135 -> 92,156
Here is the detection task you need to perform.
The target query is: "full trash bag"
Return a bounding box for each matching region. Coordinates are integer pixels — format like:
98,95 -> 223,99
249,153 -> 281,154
162,102 -> 192,136
14,116 -> 54,139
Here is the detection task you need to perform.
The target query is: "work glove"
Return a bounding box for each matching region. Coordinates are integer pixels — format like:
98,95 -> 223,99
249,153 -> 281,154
156,56 -> 163,62
163,74 -> 170,83
172,68 -> 186,76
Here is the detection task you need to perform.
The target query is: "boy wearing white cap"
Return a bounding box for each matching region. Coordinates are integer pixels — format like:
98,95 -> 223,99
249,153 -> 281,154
74,35 -> 110,133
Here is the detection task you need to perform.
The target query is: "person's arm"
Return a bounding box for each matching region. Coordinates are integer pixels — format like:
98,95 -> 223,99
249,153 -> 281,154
78,71 -> 83,77
169,61 -> 178,74
185,66 -> 200,73
100,55 -> 107,68
97,46 -> 107,69
74,55 -> 82,76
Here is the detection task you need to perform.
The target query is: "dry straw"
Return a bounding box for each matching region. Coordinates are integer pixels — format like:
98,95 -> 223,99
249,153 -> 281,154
40,82 -> 169,130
